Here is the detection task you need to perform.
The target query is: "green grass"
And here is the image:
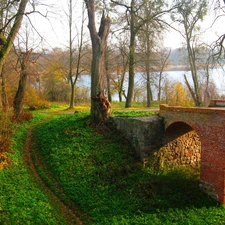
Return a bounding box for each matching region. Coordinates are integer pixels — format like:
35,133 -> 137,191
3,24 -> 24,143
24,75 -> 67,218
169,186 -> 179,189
0,114 -> 67,224
31,100 -> 160,114
32,113 -> 225,224
112,110 -> 157,117
111,101 -> 160,110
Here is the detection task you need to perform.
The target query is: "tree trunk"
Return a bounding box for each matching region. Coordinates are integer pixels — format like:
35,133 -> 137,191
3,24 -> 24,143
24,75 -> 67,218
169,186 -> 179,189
68,0 -> 74,109
0,0 -> 29,72
69,83 -> 75,107
146,71 -> 152,107
118,76 -> 125,102
203,61 -> 210,106
105,49 -> 112,102
184,73 -> 198,105
145,46 -> 152,107
0,0 -> 28,114
187,43 -> 201,106
158,48 -> 171,102
13,49 -> 32,119
125,2 -> 135,108
144,20 -> 153,107
126,43 -> 135,108
0,65 -> 9,112
68,0 -> 84,109
176,1 -> 206,107
85,0 -> 112,124
158,72 -> 162,101
106,72 -> 112,103
119,54 -> 128,102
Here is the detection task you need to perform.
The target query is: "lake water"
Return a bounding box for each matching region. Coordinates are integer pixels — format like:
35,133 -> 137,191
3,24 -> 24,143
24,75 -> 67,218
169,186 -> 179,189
166,68 -> 225,95
76,68 -> 225,101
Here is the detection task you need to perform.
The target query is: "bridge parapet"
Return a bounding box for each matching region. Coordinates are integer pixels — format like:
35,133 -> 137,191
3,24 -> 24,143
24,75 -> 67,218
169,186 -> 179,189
208,99 -> 225,107
160,104 -> 225,114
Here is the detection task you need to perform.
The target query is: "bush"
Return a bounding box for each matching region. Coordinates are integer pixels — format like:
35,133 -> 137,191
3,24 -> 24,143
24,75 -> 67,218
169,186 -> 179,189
25,87 -> 51,110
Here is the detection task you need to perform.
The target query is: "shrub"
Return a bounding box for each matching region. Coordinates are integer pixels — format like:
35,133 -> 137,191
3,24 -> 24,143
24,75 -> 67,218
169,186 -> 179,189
25,87 -> 51,110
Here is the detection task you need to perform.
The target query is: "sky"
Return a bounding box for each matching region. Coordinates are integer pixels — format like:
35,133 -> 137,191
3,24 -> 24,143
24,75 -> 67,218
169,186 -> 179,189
24,0 -> 225,51
24,0 -> 86,50
164,7 -> 225,49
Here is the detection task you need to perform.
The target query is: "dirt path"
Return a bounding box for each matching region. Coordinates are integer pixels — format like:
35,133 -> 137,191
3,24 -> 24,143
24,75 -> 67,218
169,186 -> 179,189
23,122 -> 83,225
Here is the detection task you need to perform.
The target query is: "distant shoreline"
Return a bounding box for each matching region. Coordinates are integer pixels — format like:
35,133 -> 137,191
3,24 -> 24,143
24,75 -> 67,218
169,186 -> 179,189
165,65 -> 190,71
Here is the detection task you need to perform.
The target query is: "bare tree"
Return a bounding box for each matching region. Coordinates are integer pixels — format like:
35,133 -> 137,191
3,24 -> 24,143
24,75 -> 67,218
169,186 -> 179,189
66,1 -> 86,109
84,0 -> 112,124
156,48 -> 171,102
0,65 -> 9,112
105,46 -> 112,102
111,0 -> 171,108
116,39 -> 129,102
136,1 -> 167,107
172,0 -> 208,106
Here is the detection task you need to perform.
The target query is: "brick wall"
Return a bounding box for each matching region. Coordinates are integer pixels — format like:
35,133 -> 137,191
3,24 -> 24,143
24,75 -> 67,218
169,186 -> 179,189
160,104 -> 225,204
111,105 -> 225,204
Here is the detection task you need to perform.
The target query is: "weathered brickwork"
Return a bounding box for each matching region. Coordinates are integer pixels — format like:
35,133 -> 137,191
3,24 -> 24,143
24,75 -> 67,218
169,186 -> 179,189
160,104 -> 225,204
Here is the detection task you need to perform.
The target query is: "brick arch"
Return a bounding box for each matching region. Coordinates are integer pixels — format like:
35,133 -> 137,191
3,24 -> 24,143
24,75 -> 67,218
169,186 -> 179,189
165,118 -> 201,135
166,121 -> 196,136
160,104 -> 225,204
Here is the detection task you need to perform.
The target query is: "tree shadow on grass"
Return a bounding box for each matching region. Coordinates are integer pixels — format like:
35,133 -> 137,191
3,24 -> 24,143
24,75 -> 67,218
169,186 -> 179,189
139,168 -> 218,212
108,166 -> 220,214
100,167 -> 224,224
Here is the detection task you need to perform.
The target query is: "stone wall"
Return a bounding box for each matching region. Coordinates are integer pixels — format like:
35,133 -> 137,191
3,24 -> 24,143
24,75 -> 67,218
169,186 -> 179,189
111,116 -> 201,169
111,116 -> 164,160
156,130 -> 201,168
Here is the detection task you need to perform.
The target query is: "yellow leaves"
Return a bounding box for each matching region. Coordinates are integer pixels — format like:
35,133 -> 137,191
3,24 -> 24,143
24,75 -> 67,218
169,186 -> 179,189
25,87 -> 51,109
45,61 -> 65,81
167,81 -> 193,106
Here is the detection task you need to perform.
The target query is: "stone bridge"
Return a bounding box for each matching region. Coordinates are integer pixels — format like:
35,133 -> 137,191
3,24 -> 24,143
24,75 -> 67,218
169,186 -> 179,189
159,104 -> 225,204
112,104 -> 225,204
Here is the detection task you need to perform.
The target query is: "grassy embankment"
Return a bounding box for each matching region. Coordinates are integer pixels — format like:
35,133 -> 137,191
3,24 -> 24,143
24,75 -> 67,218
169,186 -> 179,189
0,113 -> 68,224
33,110 -> 225,224
0,102 -> 225,224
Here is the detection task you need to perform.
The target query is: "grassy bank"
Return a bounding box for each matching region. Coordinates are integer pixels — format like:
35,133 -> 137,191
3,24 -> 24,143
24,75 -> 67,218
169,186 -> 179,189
32,113 -> 225,224
0,114 -> 68,224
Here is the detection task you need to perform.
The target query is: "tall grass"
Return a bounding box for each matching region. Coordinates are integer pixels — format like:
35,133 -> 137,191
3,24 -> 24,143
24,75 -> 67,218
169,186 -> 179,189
33,113 -> 225,225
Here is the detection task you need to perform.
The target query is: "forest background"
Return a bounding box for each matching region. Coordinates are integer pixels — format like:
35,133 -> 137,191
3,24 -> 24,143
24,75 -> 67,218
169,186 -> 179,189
0,0 -> 225,119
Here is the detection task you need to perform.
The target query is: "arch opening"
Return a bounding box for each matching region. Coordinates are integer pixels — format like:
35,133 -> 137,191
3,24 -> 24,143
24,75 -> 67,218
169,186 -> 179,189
158,122 -> 201,168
